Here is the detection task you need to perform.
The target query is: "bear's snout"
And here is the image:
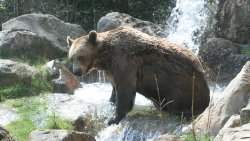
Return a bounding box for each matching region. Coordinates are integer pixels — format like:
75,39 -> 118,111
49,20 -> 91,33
73,68 -> 82,77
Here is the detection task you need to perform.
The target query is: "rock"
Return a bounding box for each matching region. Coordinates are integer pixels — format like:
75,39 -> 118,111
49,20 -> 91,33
73,115 -> 95,135
120,111 -> 181,141
47,60 -> 80,94
46,60 -> 60,80
240,107 -> 250,125
221,115 -> 241,130
0,59 -> 37,87
0,13 -> 85,59
216,0 -> 250,44
214,123 -> 250,141
0,125 -> 15,141
0,31 -> 63,60
97,12 -> 166,37
2,13 -> 85,52
192,61 -> 250,136
28,130 -> 95,141
199,38 -> 250,84
0,104 -> 19,126
147,134 -> 184,141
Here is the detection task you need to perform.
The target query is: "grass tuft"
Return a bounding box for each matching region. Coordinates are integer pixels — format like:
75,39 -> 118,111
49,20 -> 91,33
45,114 -> 73,130
5,96 -> 73,141
184,133 -> 211,141
0,75 -> 52,102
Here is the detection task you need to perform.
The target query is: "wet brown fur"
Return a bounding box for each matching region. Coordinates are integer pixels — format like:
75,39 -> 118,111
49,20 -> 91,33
68,26 -> 210,124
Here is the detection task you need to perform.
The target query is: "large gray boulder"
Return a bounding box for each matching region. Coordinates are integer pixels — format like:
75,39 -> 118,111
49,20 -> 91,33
0,31 -> 62,59
28,130 -> 95,141
0,59 -> 37,87
97,12 -> 166,37
214,123 -> 250,141
192,61 -> 250,136
199,38 -> 250,84
216,0 -> 250,44
0,13 -> 85,59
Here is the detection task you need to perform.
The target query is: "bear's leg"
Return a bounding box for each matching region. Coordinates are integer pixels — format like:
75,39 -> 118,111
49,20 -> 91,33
108,78 -> 136,125
109,87 -> 116,105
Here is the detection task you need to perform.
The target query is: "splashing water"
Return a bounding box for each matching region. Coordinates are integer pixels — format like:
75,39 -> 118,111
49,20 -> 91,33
47,0 -> 220,140
47,83 -> 182,140
166,0 -> 208,53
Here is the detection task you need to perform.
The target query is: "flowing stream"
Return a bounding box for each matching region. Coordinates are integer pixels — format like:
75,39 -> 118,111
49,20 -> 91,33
48,0 -> 221,141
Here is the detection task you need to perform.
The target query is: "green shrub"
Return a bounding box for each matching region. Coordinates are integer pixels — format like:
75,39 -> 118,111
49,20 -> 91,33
184,133 -> 212,141
45,114 -> 73,130
244,48 -> 250,56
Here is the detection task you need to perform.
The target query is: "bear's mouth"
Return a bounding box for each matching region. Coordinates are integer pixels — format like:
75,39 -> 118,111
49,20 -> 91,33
83,59 -> 94,76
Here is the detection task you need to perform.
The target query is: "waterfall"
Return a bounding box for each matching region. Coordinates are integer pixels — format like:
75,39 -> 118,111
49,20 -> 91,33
165,0 -> 208,53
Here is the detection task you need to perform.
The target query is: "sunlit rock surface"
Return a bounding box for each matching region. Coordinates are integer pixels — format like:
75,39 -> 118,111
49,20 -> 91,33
29,130 -> 95,141
0,14 -> 85,59
193,61 -> 250,136
214,123 -> 250,141
0,59 -> 37,87
97,12 -> 166,37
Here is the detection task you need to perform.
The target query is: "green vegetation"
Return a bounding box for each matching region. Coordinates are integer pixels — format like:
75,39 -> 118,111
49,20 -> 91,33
0,73 -> 52,102
244,48 -> 250,56
45,114 -> 73,130
0,53 -> 53,102
0,0 -> 176,31
184,133 -> 212,141
5,96 -> 73,141
6,117 -> 36,141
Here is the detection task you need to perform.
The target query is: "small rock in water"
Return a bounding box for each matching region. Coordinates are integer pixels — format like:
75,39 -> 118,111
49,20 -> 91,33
29,130 -> 96,141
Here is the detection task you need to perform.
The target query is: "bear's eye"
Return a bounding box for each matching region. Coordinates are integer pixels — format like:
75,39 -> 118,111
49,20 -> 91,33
77,56 -> 85,61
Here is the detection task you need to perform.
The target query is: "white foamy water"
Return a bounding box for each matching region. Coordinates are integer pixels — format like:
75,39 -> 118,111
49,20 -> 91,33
47,83 -> 152,121
74,83 -> 151,106
47,83 -> 159,141
166,0 -> 208,53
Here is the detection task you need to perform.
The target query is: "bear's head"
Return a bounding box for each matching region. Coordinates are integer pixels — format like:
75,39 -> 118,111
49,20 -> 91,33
67,30 -> 98,77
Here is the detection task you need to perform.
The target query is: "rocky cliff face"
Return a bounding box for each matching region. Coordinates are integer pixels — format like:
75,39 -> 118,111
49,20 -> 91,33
199,0 -> 250,84
216,0 -> 250,44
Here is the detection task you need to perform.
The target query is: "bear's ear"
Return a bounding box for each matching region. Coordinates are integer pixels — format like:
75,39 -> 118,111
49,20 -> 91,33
67,36 -> 74,48
88,30 -> 97,43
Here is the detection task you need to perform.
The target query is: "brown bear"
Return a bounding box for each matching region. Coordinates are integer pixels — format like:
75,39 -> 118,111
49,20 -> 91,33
67,26 -> 210,125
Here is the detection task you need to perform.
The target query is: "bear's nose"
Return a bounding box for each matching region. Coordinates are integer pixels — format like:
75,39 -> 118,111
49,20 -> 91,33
73,69 -> 82,77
